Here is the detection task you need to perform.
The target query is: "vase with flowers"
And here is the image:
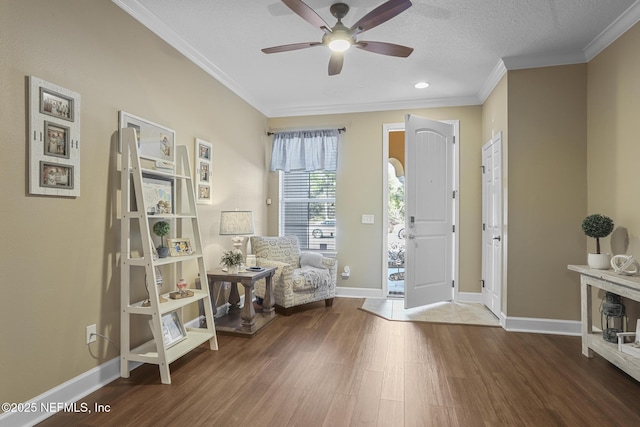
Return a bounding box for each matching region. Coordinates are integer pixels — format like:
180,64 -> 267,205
220,250 -> 243,274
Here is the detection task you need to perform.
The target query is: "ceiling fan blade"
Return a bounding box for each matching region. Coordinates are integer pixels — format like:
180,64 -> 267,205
355,41 -> 413,57
262,42 -> 322,54
349,0 -> 412,34
282,0 -> 331,32
328,52 -> 344,76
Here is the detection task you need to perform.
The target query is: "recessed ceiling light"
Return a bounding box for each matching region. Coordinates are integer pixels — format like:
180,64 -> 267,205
415,82 -> 430,89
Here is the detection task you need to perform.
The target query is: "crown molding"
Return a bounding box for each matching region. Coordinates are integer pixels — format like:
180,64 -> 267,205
265,95 -> 482,118
477,60 -> 507,103
112,0 -> 269,116
584,0 -> 640,61
502,51 -> 588,71
502,0 -> 640,70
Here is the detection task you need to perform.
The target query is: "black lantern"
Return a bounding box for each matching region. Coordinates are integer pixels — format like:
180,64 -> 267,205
601,292 -> 627,342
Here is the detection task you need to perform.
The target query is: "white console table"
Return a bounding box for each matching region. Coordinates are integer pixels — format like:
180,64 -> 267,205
568,265 -> 640,381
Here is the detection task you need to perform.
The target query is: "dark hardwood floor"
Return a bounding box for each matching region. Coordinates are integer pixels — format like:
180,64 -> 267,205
39,298 -> 640,426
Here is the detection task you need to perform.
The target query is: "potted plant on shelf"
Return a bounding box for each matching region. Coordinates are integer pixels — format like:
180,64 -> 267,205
220,250 -> 243,274
152,221 -> 170,258
582,214 -> 614,269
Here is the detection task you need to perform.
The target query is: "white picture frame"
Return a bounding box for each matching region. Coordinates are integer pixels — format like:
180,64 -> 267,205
195,138 -> 213,205
150,311 -> 187,348
141,173 -> 173,215
119,111 -> 175,164
28,76 -> 81,197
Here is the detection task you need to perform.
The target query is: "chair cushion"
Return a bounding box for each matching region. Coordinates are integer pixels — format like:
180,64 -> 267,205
251,235 -> 301,268
300,251 -> 327,269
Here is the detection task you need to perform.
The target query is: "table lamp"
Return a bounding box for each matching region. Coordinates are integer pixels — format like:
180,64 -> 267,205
219,210 -> 255,253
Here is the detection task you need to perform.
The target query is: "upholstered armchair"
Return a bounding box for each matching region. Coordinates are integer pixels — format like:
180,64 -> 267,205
250,235 -> 337,315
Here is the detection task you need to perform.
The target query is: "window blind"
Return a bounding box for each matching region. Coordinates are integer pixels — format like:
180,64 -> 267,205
280,170 -> 336,250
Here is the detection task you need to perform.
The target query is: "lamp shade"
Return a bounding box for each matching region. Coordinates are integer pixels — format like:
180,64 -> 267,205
219,211 -> 255,235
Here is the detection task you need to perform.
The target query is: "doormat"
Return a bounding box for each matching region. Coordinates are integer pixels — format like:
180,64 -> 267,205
359,298 -> 500,327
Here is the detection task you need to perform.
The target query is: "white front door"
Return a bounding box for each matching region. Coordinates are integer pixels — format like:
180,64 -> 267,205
482,133 -> 502,318
404,115 -> 455,309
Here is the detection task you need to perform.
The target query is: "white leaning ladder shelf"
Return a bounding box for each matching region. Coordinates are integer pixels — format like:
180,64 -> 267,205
120,127 -> 217,384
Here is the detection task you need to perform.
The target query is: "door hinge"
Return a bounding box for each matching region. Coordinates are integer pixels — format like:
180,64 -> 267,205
452,225 -> 455,233
481,279 -> 485,288
452,190 -> 456,199
452,280 -> 455,288
482,223 -> 486,231
453,136 -> 456,144
482,165 -> 485,173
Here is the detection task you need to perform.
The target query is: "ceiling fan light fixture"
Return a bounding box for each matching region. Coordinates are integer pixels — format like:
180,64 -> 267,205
262,0 -> 414,75
414,82 -> 430,89
329,38 -> 351,52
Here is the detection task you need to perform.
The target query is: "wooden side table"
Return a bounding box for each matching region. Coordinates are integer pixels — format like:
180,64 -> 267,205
568,264 -> 640,382
206,267 -> 277,336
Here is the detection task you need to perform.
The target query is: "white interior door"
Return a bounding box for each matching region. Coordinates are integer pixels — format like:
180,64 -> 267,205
404,114 -> 455,309
482,133 -> 502,318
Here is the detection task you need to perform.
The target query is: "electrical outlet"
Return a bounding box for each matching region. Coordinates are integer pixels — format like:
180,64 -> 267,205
86,324 -> 96,344
362,214 -> 374,224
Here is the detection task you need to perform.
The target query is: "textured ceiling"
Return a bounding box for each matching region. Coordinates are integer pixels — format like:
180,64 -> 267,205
114,0 -> 640,117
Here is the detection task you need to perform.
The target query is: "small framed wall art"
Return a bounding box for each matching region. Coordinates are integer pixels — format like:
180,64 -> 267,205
28,76 -> 81,197
40,87 -> 74,121
44,121 -> 71,159
195,138 -> 212,205
40,162 -> 74,189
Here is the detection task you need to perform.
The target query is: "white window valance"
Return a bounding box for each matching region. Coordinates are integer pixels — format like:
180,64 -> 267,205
270,129 -> 339,172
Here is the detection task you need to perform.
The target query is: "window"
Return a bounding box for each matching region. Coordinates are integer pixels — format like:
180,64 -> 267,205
280,170 -> 336,250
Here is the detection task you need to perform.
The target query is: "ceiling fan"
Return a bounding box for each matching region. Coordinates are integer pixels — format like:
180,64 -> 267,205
262,0 -> 414,76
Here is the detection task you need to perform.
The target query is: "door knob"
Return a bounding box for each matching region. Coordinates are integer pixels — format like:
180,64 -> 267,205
492,235 -> 501,241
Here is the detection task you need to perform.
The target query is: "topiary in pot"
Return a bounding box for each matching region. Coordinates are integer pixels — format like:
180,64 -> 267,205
581,214 -> 614,269
152,221 -> 170,258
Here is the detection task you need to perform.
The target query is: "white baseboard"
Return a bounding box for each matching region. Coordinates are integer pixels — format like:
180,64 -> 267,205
338,288 -> 484,303
336,286 -> 384,299
340,289 -> 580,336
504,316 -> 581,336
500,312 -> 507,328
457,291 -> 484,304
0,357 -> 125,427
454,292 -> 580,335
0,314 -> 210,427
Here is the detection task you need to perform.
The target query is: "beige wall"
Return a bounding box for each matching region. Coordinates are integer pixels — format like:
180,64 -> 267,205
506,64 -> 588,319
0,0 -> 268,405
587,22 -> 640,321
588,22 -> 640,248
268,106 -> 483,293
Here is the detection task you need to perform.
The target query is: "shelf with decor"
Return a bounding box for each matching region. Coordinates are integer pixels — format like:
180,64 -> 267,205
119,123 -> 217,385
568,265 -> 640,382
126,289 -> 210,315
